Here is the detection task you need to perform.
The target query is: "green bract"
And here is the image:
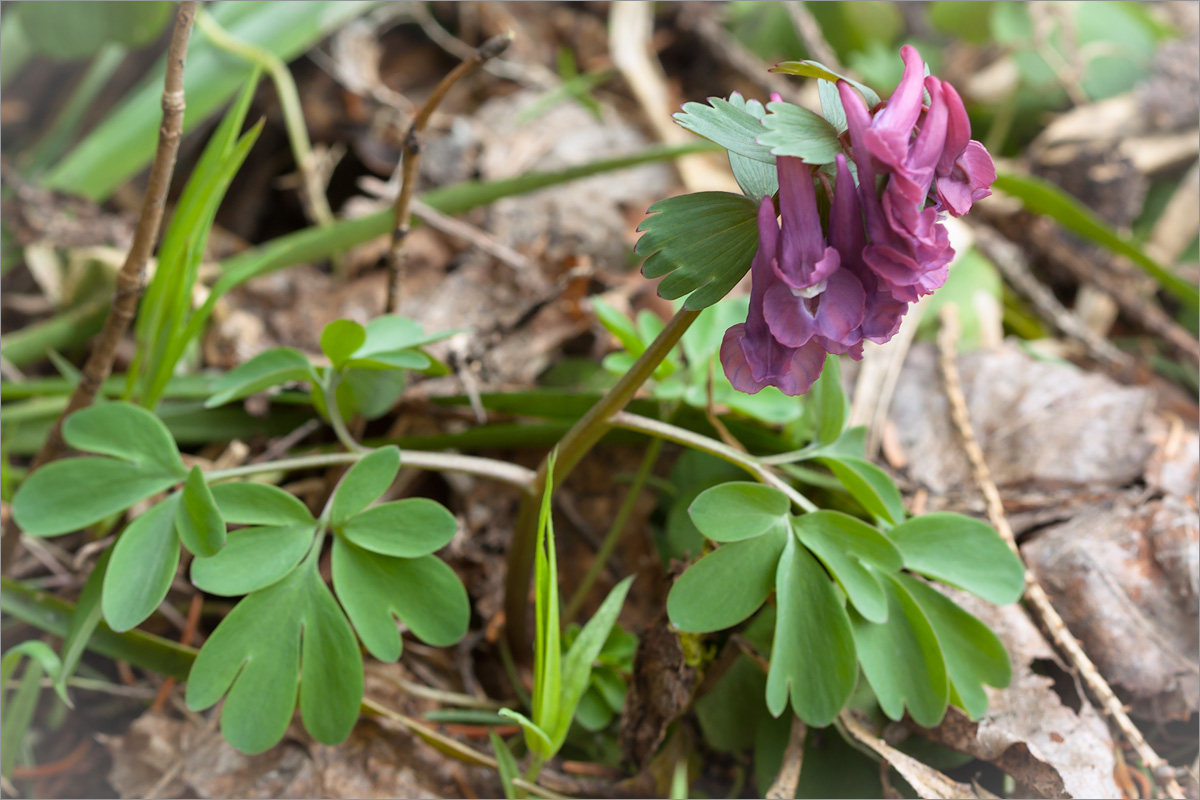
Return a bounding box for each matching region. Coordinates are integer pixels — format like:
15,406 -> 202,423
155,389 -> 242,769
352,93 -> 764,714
636,192 -> 761,310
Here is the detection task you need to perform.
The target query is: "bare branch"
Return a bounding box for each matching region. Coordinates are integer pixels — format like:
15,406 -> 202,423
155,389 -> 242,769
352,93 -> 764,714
1,1 -> 199,571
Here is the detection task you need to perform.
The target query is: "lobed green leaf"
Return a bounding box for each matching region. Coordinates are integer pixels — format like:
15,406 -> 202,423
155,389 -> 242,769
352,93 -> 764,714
851,573 -> 949,727
185,559 -> 363,754
636,192 -> 761,310
766,534 -> 857,726
688,481 -> 791,542
102,497 -> 181,633
320,320 -> 367,370
331,539 -> 469,661
758,101 -> 843,165
793,511 -> 902,623
337,498 -> 458,558
209,481 -> 313,526
190,524 -> 314,597
330,446 -> 401,526
175,466 -> 226,557
12,404 -> 186,536
887,513 -> 1025,606
204,347 -> 318,408
895,575 -> 1012,720
668,529 -> 786,633
770,60 -> 882,107
817,455 -> 906,525
673,95 -> 775,163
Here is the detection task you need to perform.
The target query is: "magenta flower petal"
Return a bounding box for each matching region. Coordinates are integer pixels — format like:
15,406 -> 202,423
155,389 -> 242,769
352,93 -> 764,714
936,140 -> 996,216
829,155 -> 865,262
775,340 -> 830,396
814,270 -> 867,343
762,280 -> 819,348
862,45 -> 926,171
776,157 -> 840,289
937,80 -> 971,176
887,77 -> 948,204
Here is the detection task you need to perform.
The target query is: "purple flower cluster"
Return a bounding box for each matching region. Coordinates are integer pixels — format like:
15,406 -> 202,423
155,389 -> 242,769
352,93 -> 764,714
721,46 -> 997,397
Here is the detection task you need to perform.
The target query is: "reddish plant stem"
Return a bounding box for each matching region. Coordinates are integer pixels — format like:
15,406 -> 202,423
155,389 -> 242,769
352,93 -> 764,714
0,1 -> 198,572
503,308 -> 700,653
385,31 -> 513,313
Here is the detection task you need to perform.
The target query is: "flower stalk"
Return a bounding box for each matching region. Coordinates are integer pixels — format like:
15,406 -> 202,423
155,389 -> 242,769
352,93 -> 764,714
504,307 -> 699,651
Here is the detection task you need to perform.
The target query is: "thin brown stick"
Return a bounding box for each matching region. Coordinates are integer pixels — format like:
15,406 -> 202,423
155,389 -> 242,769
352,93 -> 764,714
0,1 -> 198,572
384,31 -> 513,313
1025,216 -> 1200,365
972,224 -> 1132,370
784,1 -> 844,74
149,592 -> 204,713
937,304 -> 1186,800
766,715 -> 808,799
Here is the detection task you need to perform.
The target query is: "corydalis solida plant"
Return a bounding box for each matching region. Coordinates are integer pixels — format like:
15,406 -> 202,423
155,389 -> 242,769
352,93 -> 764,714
721,46 -> 997,396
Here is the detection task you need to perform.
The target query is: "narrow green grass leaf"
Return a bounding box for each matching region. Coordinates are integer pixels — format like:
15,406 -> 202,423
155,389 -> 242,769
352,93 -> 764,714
55,547 -> 110,700
1,656 -> 45,779
993,172 -> 1199,311
0,577 -> 195,680
555,574 -> 634,748
490,730 -> 522,800
530,452 -> 561,761
44,1 -> 377,200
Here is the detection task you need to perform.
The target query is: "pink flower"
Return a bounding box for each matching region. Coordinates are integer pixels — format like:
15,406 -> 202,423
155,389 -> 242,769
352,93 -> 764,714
716,45 -> 997,397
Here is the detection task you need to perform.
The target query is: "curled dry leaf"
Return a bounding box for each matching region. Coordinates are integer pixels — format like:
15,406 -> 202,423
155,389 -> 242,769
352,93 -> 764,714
890,343 -> 1154,494
1023,494 -> 1200,721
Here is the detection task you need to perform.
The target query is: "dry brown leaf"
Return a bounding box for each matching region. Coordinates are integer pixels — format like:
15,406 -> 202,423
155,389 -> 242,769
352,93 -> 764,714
1023,495 -> 1200,721
913,588 -> 1123,799
839,711 -> 981,800
890,343 -> 1154,493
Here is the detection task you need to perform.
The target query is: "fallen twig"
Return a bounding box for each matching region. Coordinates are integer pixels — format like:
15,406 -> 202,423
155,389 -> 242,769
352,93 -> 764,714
1,1 -> 198,572
766,715 -> 808,799
937,304 -> 1186,800
385,31 -> 514,313
972,223 -> 1132,370
839,711 -> 981,800
1025,215 -> 1200,366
